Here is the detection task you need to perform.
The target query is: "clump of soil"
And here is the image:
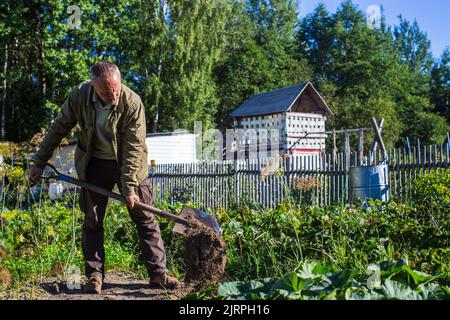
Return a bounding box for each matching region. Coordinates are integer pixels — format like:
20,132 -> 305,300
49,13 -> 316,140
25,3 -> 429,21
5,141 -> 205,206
0,267 -> 12,288
184,217 -> 227,284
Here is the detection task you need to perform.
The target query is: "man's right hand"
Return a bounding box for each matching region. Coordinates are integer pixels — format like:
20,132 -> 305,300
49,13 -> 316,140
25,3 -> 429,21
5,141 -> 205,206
29,166 -> 44,185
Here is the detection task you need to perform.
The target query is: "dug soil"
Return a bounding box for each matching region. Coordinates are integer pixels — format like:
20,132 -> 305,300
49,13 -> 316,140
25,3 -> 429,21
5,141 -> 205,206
184,217 -> 227,284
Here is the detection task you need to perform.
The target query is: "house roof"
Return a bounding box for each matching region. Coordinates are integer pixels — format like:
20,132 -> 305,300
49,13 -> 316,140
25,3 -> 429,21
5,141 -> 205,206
230,82 -> 333,118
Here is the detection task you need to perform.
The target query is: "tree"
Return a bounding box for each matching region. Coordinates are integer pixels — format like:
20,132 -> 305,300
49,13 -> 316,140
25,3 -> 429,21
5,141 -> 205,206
431,49 -> 450,122
123,0 -> 229,133
393,16 -> 434,74
295,0 -> 448,147
296,0 -> 402,148
214,0 -> 312,131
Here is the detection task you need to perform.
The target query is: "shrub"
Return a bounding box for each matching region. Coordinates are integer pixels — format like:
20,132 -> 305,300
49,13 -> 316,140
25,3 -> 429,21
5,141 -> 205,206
415,168 -> 450,213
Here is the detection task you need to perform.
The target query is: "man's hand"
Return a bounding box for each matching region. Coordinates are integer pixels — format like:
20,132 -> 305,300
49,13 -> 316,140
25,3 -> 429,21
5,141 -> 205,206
29,166 -> 44,185
126,194 -> 140,209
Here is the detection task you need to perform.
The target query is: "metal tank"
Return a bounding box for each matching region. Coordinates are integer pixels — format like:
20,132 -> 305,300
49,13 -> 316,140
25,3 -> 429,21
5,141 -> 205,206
349,164 -> 390,204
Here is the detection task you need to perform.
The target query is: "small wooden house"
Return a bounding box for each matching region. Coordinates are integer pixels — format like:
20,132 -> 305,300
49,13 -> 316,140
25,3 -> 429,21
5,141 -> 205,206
230,82 -> 333,157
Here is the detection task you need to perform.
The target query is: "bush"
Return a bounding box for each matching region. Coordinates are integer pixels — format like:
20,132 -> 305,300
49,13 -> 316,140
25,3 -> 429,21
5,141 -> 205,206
415,168 -> 450,212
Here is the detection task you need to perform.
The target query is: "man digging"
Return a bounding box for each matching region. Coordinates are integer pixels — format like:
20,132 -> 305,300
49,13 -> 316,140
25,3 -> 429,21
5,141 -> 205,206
29,61 -> 181,294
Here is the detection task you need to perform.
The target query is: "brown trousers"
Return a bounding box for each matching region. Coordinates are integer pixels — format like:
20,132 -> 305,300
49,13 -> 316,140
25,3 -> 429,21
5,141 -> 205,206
79,156 -> 168,279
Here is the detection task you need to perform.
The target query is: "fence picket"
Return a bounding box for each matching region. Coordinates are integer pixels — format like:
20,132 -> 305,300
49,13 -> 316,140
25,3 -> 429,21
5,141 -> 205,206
147,143 -> 448,209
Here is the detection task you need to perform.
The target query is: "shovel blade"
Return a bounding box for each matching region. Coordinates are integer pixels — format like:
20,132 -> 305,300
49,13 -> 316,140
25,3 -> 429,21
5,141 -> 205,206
172,205 -> 221,235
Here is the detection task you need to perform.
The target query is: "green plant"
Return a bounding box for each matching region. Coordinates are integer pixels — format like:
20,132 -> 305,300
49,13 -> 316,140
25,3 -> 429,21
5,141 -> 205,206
214,260 -> 450,300
415,168 -> 450,213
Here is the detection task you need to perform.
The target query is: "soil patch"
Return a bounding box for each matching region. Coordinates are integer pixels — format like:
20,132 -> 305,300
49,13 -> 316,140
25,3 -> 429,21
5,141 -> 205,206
184,217 -> 227,284
6,271 -> 198,300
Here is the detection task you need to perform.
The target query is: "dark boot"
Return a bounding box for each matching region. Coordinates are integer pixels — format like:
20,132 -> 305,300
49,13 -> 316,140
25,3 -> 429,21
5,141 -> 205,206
83,275 -> 102,294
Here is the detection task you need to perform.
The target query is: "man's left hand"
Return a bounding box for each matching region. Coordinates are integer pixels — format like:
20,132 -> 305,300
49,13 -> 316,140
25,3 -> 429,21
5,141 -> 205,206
126,194 -> 140,209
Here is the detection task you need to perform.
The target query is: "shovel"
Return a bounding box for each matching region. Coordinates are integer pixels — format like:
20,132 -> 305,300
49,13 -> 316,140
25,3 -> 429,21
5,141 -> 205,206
39,162 -> 221,236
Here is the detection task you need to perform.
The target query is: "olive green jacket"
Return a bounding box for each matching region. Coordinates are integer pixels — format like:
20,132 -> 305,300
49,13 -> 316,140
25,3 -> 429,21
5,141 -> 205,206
34,80 -> 149,197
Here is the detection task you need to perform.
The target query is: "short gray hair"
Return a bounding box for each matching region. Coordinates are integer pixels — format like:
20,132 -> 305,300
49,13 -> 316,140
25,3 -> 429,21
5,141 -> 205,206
90,61 -> 121,80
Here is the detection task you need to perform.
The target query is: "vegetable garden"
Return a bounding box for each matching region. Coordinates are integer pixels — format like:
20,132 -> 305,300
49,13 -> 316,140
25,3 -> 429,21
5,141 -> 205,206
0,152 -> 449,300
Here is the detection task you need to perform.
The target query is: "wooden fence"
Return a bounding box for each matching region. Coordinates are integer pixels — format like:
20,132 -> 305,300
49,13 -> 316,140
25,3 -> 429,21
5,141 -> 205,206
150,143 -> 450,209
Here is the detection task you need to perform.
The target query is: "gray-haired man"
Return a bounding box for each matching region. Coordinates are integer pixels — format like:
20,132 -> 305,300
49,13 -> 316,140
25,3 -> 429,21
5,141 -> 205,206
29,62 -> 180,293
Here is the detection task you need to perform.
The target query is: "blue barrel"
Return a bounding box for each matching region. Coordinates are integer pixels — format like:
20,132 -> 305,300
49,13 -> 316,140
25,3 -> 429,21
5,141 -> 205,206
349,165 -> 390,204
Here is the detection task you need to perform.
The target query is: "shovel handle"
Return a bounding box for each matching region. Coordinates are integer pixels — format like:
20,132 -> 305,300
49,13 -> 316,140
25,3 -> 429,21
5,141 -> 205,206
133,202 -> 190,226
43,163 -> 190,226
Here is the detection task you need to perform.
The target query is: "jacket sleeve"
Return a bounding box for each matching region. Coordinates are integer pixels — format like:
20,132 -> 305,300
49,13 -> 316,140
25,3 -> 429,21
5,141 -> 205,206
34,88 -> 78,169
120,98 -> 146,197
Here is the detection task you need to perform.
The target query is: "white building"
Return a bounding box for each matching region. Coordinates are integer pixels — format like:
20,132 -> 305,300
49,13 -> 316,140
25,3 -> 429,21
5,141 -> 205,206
146,131 -> 197,165
230,82 -> 334,158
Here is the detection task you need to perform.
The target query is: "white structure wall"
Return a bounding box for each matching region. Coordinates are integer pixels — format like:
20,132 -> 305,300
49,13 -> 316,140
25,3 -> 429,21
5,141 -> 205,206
285,112 -> 327,152
233,112 -> 327,156
146,132 -> 197,164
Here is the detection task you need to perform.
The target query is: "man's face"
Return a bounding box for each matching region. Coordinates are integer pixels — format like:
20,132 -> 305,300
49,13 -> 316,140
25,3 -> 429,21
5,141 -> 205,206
92,72 -> 121,106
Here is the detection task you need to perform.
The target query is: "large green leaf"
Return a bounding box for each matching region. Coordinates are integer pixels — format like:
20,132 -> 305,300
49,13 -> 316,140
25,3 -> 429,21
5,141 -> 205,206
417,283 -> 445,300
380,279 -> 421,300
323,270 -> 357,289
296,261 -> 322,280
345,287 -> 385,300
217,281 -> 242,298
270,272 -> 312,293
312,264 -> 332,275
441,286 -> 450,298
402,266 -> 434,285
218,278 -> 275,299
377,260 -> 408,278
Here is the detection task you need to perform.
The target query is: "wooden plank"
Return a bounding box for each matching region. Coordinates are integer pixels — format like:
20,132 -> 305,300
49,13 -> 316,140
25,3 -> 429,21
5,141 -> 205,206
413,146 -> 417,199
446,137 -> 449,169
358,129 -> 364,166
434,144 -> 438,172
296,157 -> 301,203
439,143 -> 443,173
397,148 -> 402,202
333,152 -> 337,204
402,147 -> 407,202
407,146 -> 411,202
319,154 -> 323,206
337,153 -> 341,204
417,140 -> 422,175
428,145 -> 432,175
341,153 -> 345,204
345,131 -> 350,171
236,160 -> 239,207
270,160 -> 275,209
264,158 -> 267,208
389,148 -> 394,196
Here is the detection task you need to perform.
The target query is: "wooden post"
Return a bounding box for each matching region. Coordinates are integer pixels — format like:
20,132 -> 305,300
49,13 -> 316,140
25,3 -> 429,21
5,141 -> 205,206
333,130 -> 337,164
344,131 -> 350,171
371,118 -> 387,161
358,129 -> 364,166
370,119 -> 384,165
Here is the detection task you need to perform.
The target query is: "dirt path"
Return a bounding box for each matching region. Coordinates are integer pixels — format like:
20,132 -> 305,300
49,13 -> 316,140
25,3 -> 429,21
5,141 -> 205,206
19,271 -> 198,300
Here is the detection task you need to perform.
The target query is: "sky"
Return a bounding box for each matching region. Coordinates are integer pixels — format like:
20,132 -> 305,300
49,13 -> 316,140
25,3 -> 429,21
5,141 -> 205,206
298,0 -> 450,58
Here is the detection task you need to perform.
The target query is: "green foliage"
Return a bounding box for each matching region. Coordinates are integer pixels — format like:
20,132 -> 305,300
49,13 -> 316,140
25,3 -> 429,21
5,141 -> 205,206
213,260 -> 449,300
296,0 -> 449,148
431,49 -> 450,122
217,200 -> 449,281
415,168 -> 450,214
0,0 -> 448,145
0,190 -> 449,300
